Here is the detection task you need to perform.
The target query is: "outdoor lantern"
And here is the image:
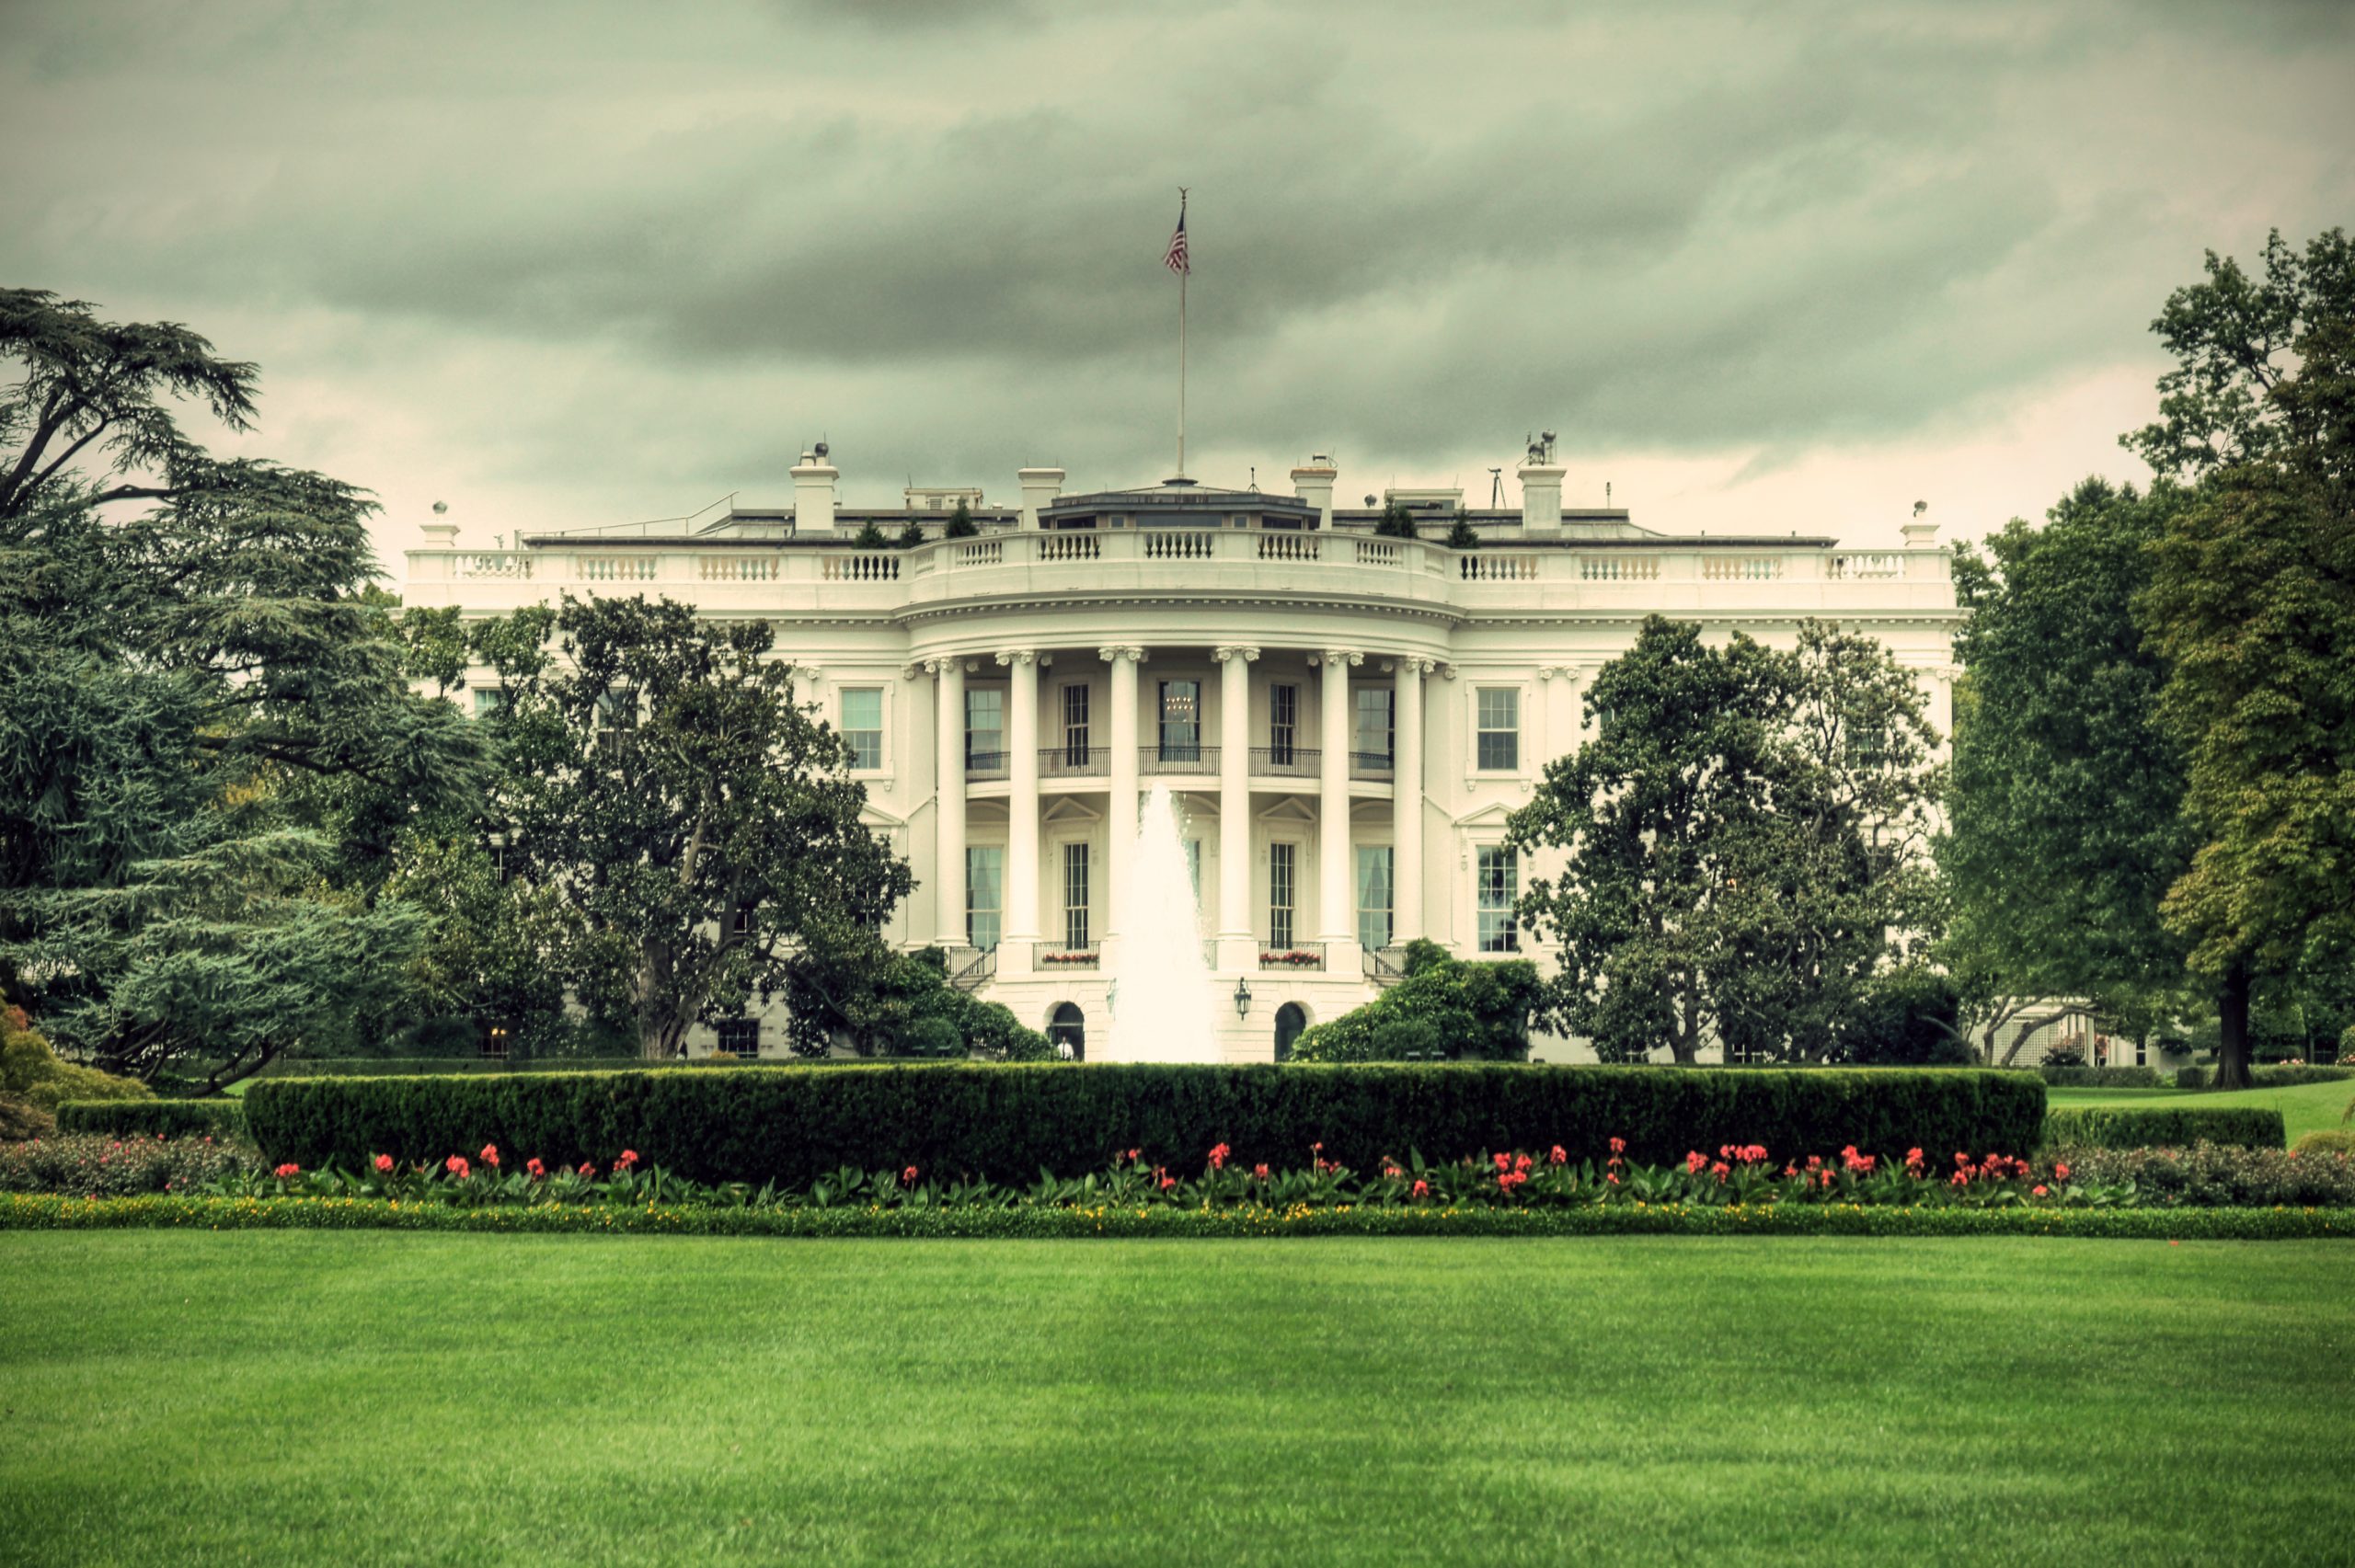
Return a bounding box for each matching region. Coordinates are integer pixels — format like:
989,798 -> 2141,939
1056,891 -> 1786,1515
1233,978 -> 1252,1017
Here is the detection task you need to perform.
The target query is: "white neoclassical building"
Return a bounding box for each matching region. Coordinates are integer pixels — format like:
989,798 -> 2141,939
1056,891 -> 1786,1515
406,451 -> 1959,1062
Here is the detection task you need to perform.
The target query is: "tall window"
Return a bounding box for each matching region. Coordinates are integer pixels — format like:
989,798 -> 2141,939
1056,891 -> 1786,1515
1476,846 -> 1519,952
1269,683 -> 1298,765
1062,683 -> 1090,765
597,686 -> 637,759
842,688 -> 884,771
470,687 -> 510,719
1355,846 -> 1394,952
1476,688 -> 1520,771
1269,842 -> 1296,949
1185,839 -> 1202,903
966,846 -> 1003,952
715,1019 -> 761,1057
1354,687 -> 1395,768
965,688 -> 1005,769
1159,680 -> 1200,762
1063,842 -> 1090,947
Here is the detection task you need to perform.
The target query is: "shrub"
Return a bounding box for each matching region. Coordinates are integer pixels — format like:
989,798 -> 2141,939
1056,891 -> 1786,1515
2175,1065 -> 2209,1089
0,1133 -> 256,1196
244,1063 -> 2046,1189
56,1100 -> 247,1139
1369,1019 -> 1443,1060
901,1017 -> 964,1059
2045,1142 -> 2355,1207
2,1004 -> 153,1115
1840,967 -> 1971,1065
2039,1066 -> 2162,1088
1292,954 -> 1539,1062
2042,1106 -> 2285,1150
2167,1063 -> 2354,1090
258,1058 -> 648,1078
2292,1128 -> 2355,1157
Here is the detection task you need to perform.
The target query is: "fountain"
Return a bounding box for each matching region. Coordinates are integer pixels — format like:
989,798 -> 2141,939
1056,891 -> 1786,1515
1104,781 -> 1221,1061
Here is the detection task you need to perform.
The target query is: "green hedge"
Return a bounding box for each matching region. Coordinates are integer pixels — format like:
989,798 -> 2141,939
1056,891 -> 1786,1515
2039,1066 -> 2161,1088
2043,1106 -> 2285,1150
2171,1064 -> 2355,1090
55,1099 -> 247,1139
259,1057 -> 648,1078
244,1064 -> 2045,1188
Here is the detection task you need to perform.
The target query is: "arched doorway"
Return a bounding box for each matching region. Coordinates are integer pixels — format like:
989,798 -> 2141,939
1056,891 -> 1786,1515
1273,1002 -> 1307,1062
1049,1002 -> 1086,1061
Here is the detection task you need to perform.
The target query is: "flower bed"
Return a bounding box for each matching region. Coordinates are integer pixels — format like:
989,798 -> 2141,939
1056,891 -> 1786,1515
2044,1105 -> 2285,1149
0,1132 -> 256,1196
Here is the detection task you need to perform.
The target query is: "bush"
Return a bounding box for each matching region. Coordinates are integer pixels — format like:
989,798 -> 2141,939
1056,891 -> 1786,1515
258,1058 -> 647,1078
1292,954 -> 1539,1062
2168,1063 -> 2354,1089
1841,967 -> 1971,1065
901,1017 -> 964,1059
2042,1106 -> 2285,1150
2039,1066 -> 2162,1088
244,1063 -> 2046,1189
0,1133 -> 256,1196
2292,1128 -> 2355,1157
2,1004 -> 153,1115
2045,1142 -> 2355,1207
56,1100 -> 247,1139
2175,1065 -> 2209,1089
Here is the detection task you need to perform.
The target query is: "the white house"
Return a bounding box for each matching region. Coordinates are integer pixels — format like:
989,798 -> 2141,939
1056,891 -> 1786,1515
405,450 -> 1959,1062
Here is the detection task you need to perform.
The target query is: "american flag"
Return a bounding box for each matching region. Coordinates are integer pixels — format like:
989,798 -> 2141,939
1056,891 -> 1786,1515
1164,200 -> 1189,274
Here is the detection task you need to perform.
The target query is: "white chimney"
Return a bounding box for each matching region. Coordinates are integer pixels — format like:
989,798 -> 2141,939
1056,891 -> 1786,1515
1901,504 -> 1939,548
1017,466 -> 1064,530
419,500 -> 457,546
1291,455 -> 1337,528
1518,460 -> 1566,532
792,450 -> 840,533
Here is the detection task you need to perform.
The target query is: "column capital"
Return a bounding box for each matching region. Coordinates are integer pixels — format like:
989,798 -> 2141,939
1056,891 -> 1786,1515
1097,644 -> 1147,665
1213,644 -> 1260,664
900,663 -> 924,681
1394,657 -> 1439,678
1311,649 -> 1362,668
994,648 -> 1050,668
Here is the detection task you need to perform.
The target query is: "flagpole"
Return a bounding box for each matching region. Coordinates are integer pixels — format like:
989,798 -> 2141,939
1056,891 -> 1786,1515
1178,189 -> 1189,479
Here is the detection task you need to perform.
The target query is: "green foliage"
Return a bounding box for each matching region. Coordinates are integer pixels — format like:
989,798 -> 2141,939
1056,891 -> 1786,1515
242,1063 -> 2044,1189
783,933 -> 1047,1060
2043,1141 -> 2354,1207
942,499 -> 980,540
1839,966 -> 1972,1065
2038,1067 -> 2162,1089
258,1058 -> 646,1077
1444,509 -> 1479,548
2,1004 -> 153,1116
471,593 -> 911,1058
55,1099 -> 246,1139
852,521 -> 889,547
2042,1106 -> 2285,1150
2292,1128 -> 2355,1157
1512,616 -> 1943,1063
902,1017 -> 964,1059
2171,1063 -> 2354,1090
1372,500 -> 1419,539
379,836 -> 574,1052
1291,953 -> 1538,1062
0,1133 -> 255,1195
894,520 -> 926,548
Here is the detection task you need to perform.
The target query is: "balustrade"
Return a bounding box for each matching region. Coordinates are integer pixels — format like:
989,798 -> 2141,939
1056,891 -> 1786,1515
1142,531 -> 1215,560
1829,553 -> 1901,578
1702,555 -> 1783,581
459,553 -> 534,579
1459,554 -> 1538,580
1036,534 -> 1101,562
697,555 -> 776,581
1579,555 -> 1659,580
1257,534 -> 1320,563
576,555 -> 654,582
821,553 -> 901,582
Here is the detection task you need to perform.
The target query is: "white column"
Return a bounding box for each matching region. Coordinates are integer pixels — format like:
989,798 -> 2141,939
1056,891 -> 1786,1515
1215,645 -> 1258,970
932,657 -> 967,947
1393,658 -> 1427,945
1001,649 -> 1041,971
1316,648 -> 1360,956
1102,646 -> 1143,948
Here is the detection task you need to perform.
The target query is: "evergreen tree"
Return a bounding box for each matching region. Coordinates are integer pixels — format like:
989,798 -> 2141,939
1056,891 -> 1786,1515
943,498 -> 980,539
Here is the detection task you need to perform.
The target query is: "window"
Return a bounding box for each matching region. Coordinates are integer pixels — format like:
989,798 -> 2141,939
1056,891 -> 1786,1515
966,846 -> 1003,952
842,688 -> 884,770
1063,842 -> 1090,948
965,688 -> 1005,769
1476,688 -> 1520,771
1356,846 -> 1394,952
478,1021 -> 511,1059
715,1018 -> 761,1057
1476,846 -> 1519,952
1159,680 -> 1200,762
1049,1002 -> 1086,1060
1062,683 -> 1090,764
471,687 -> 509,719
1354,687 -> 1395,768
597,687 -> 637,758
1185,839 -> 1202,902
1269,683 -> 1299,765
729,903 -> 754,937
1269,842 -> 1296,949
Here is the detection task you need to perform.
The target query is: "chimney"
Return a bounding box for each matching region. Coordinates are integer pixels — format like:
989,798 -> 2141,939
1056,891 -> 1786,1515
1901,503 -> 1939,549
1518,459 -> 1566,532
1017,466 -> 1064,530
791,449 -> 839,533
419,500 -> 457,547
1291,455 -> 1337,528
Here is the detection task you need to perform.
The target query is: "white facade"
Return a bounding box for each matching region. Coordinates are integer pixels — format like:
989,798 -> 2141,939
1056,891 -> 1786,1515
407,455 -> 1959,1062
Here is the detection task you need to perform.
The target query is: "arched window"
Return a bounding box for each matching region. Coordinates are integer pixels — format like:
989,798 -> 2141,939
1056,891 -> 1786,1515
1273,1002 -> 1307,1062
1049,1002 -> 1086,1061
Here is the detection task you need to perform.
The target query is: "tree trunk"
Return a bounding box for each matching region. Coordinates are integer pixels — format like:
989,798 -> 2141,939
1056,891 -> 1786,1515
2214,963 -> 2254,1091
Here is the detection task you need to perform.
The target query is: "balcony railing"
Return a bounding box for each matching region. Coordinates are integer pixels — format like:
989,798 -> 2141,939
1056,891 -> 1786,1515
1140,744 -> 1217,775
1348,749 -> 1395,781
1040,745 -> 1109,778
1258,943 -> 1327,972
964,748 -> 1010,782
1248,745 -> 1319,778
1040,943 -> 1101,967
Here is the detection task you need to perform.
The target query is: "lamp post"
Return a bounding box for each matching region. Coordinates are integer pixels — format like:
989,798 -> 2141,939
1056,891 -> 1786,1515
1233,978 -> 1252,1018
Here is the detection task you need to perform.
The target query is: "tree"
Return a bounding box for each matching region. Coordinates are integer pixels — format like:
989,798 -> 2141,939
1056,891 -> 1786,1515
894,519 -> 926,549
783,933 -> 1051,1060
1288,948 -> 1539,1062
1373,500 -> 1419,540
475,594 -> 912,1058
1936,478 -> 2197,1062
0,291 -> 485,1087
1509,615 -> 1942,1062
943,498 -> 980,540
2126,228 -> 2355,1088
1444,508 -> 1479,549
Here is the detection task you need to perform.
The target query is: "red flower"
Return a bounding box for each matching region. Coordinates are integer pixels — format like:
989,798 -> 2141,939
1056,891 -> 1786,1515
1549,1144 -> 1568,1165
1905,1148 -> 1925,1172
1252,1163 -> 1269,1180
577,1162 -> 595,1177
1493,1151 -> 1512,1173
1949,1171 -> 1968,1187
1125,1147 -> 1143,1163
479,1143 -> 500,1167
527,1158 -> 546,1179
273,1162 -> 300,1179
372,1153 -> 394,1173
1606,1138 -> 1625,1157
1709,1161 -> 1730,1182
2031,1185 -> 2049,1197
1208,1142 -> 1230,1171
903,1165 -> 920,1185
1685,1151 -> 1706,1174
1158,1173 -> 1177,1191
2053,1162 -> 2072,1182
617,1150 -> 640,1169
446,1155 -> 471,1179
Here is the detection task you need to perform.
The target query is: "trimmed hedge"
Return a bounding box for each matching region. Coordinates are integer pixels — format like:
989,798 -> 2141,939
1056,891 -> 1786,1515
2172,1064 -> 2355,1090
244,1064 -> 2045,1188
259,1057 -> 647,1078
55,1099 -> 247,1139
2039,1066 -> 2161,1089
4,1192 -> 2349,1242
2043,1106 -> 2285,1150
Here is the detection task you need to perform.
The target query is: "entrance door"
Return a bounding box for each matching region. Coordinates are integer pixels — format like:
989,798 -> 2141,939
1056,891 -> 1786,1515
1049,1002 -> 1086,1061
1273,1002 -> 1307,1061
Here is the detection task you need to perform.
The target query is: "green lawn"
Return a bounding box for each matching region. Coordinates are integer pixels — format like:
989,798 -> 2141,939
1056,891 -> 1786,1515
2048,1078 -> 2353,1142
4,1233 -> 2350,1565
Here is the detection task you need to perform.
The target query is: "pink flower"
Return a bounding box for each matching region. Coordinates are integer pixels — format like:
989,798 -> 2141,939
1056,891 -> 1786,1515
577,1162 -> 596,1177
903,1165 -> 920,1185
1685,1151 -> 1706,1174
446,1155 -> 471,1179
1252,1163 -> 1269,1180
1158,1174 -> 1177,1191
526,1158 -> 546,1179
1125,1148 -> 1143,1163
2031,1185 -> 2049,1197
1709,1162 -> 1730,1183
1208,1143 -> 1230,1171
479,1143 -> 500,1168
372,1154 -> 394,1173
1553,1144 -> 1571,1165
617,1150 -> 639,1169
1606,1138 -> 1625,1157
1411,1178 -> 1429,1198
1905,1148 -> 1924,1173
273,1162 -> 300,1179
2053,1162 -> 2072,1182
1493,1151 -> 1512,1173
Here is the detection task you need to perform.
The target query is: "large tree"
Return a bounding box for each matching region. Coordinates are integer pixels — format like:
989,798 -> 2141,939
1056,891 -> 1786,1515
0,291 -> 484,1087
474,593 -> 911,1058
1508,615 -> 1941,1063
2127,228 -> 2355,1088
1937,477 -> 2197,1062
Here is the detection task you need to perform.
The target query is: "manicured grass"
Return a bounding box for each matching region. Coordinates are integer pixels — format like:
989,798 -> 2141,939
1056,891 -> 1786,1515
4,1233 -> 2351,1565
2049,1078 -> 2352,1143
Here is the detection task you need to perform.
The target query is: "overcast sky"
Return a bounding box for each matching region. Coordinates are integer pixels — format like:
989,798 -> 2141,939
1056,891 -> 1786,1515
5,0 -> 2351,572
